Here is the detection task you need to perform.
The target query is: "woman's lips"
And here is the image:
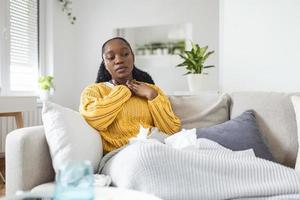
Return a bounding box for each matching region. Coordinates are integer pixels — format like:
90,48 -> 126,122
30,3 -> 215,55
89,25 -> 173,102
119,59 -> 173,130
115,66 -> 127,73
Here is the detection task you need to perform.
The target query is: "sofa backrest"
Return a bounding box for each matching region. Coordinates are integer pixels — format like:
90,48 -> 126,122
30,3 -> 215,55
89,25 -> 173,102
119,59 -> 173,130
168,93 -> 230,129
230,92 -> 300,167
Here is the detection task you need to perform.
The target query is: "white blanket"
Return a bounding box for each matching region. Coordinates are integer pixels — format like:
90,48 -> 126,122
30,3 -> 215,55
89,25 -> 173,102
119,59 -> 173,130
98,128 -> 300,200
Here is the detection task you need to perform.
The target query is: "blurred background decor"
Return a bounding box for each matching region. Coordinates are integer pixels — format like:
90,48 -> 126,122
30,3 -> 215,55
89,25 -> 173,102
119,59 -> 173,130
58,0 -> 76,24
38,76 -> 54,101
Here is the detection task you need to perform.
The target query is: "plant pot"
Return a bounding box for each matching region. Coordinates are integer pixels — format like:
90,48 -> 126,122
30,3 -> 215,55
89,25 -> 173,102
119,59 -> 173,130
39,90 -> 50,101
187,74 -> 208,91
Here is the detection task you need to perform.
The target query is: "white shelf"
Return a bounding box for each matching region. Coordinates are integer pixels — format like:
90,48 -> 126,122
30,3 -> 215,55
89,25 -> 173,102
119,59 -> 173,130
135,55 -> 181,68
0,96 -> 37,113
135,54 -> 179,59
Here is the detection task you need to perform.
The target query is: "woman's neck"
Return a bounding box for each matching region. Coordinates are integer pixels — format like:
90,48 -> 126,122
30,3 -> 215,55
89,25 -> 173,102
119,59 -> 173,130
110,77 -> 133,85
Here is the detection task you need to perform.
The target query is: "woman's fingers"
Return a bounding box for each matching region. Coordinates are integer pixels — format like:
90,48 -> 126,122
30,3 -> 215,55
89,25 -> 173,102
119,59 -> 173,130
127,82 -> 138,93
130,84 -> 139,92
127,81 -> 154,99
127,80 -> 141,89
129,80 -> 141,87
132,80 -> 141,85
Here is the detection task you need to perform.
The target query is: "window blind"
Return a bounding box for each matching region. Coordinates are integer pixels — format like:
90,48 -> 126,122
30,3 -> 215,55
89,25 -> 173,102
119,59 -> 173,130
9,0 -> 38,92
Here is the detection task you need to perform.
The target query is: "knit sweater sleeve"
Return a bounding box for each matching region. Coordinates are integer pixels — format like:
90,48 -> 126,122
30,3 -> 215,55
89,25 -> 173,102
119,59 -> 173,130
148,85 -> 181,134
80,84 -> 131,131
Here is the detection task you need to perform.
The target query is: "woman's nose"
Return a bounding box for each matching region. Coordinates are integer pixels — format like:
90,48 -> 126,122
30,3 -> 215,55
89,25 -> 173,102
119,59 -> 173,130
114,55 -> 124,64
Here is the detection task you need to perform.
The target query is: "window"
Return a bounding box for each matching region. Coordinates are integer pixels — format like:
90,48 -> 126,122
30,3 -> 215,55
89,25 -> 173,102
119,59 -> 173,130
0,0 -> 39,95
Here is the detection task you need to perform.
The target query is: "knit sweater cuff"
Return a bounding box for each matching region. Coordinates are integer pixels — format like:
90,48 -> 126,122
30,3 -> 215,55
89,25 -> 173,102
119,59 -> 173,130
148,93 -> 166,104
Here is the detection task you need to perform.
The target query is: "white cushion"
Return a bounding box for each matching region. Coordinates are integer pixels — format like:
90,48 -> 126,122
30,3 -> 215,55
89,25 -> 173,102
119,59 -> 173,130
291,96 -> 300,171
42,101 -> 102,173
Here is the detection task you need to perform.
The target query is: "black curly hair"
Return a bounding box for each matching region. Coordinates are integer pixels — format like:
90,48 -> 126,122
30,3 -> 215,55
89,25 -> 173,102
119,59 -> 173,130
96,37 -> 154,84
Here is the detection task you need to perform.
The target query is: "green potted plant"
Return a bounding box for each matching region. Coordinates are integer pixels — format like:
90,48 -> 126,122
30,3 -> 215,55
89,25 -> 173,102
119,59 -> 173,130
176,42 -> 215,91
38,76 -> 54,101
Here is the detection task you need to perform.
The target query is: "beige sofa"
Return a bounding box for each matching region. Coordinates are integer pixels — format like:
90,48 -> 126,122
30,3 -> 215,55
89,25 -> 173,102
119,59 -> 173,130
5,92 -> 300,195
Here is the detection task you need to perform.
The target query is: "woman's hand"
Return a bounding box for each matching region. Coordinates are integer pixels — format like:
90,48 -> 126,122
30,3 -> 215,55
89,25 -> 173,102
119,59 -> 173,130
127,80 -> 158,100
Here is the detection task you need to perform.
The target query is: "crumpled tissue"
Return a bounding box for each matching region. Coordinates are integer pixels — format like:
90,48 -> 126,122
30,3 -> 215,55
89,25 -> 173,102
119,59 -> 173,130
164,128 -> 197,149
129,125 -> 168,144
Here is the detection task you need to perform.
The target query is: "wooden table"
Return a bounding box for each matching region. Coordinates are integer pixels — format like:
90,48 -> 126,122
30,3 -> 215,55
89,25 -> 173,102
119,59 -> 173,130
0,112 -> 23,128
0,96 -> 37,127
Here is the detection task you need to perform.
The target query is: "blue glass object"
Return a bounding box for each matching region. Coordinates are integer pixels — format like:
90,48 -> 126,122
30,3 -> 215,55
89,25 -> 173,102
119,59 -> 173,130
54,160 -> 94,200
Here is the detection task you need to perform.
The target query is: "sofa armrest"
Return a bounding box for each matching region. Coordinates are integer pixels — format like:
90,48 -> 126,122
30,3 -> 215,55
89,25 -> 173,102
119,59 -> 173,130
5,126 -> 55,195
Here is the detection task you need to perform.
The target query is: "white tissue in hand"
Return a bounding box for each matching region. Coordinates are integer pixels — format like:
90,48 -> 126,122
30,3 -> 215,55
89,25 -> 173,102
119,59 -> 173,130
129,125 -> 149,144
129,125 -> 167,144
149,127 -> 169,143
135,125 -> 149,140
164,128 -> 197,149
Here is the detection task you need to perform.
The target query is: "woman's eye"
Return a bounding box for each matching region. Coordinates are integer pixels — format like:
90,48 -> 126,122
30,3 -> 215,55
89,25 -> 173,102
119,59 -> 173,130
106,56 -> 114,60
123,52 -> 129,57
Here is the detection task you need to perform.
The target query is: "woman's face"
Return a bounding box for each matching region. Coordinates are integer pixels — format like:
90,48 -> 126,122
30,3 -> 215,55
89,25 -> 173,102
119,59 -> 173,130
102,39 -> 134,81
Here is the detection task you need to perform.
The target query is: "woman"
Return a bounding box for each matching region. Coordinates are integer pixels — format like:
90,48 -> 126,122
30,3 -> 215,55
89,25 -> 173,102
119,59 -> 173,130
80,37 -> 181,153
80,37 -> 300,200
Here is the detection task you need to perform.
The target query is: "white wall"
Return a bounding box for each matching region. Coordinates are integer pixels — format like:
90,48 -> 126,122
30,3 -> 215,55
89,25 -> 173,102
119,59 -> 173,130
71,0 -> 219,108
45,0 -> 77,109
52,1 -> 78,108
49,0 -> 300,110
220,0 -> 300,92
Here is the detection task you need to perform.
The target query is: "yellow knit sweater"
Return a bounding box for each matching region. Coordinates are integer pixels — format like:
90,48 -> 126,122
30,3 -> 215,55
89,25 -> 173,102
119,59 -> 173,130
80,82 -> 181,152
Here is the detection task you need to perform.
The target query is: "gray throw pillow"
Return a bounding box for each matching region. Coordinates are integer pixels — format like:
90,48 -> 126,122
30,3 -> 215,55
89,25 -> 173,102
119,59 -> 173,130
196,110 -> 274,161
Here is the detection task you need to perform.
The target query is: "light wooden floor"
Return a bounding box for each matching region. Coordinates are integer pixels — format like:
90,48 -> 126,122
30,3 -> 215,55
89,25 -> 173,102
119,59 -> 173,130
0,157 -> 5,197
